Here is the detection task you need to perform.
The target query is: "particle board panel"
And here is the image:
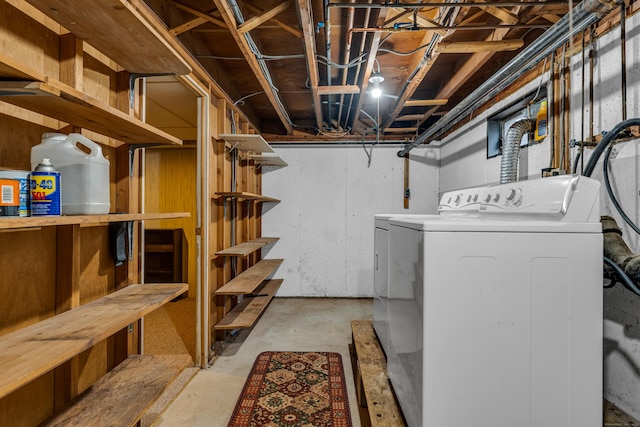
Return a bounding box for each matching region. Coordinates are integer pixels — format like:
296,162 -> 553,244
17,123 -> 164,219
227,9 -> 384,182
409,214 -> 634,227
0,283 -> 188,400
214,259 -> 283,295
45,354 -> 192,427
214,241 -> 266,257
0,80 -> 182,145
23,0 -> 191,75
350,320 -> 405,427
214,279 -> 282,330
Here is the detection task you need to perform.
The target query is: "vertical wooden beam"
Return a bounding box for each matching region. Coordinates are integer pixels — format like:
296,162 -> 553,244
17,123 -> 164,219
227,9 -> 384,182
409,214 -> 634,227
53,224 -> 81,411
59,33 -> 83,90
403,154 -> 410,209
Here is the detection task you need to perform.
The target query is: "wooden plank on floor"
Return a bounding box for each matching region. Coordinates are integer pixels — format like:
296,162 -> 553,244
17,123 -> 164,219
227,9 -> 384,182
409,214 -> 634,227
215,259 -> 283,294
604,400 -> 640,425
351,320 -> 405,427
214,279 -> 282,330
45,354 -> 192,427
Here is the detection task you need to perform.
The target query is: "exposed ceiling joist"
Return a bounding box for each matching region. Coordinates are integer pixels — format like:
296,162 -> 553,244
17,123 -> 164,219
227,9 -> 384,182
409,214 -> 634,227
296,0 -> 322,130
404,99 -> 449,107
212,0 -> 294,134
173,1 -> 227,28
244,3 -> 302,37
318,85 -> 361,95
439,39 -> 524,53
238,1 -> 291,35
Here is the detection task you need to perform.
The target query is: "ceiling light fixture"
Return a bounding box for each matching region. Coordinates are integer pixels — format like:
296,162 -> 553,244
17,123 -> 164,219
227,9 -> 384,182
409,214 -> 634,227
369,72 -> 384,98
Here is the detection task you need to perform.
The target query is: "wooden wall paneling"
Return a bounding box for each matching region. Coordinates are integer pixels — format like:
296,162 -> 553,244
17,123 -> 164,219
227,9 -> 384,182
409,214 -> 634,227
0,229 -> 57,425
53,224 -> 81,411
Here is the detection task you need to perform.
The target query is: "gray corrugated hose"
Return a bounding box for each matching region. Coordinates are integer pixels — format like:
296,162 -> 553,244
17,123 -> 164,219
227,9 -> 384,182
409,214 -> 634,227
500,119 -> 534,184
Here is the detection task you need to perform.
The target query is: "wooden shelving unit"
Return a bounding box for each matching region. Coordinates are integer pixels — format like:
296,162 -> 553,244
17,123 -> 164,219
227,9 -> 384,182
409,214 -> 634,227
220,134 -> 274,153
0,283 -> 187,400
214,259 -> 283,295
214,279 -> 283,330
0,5 -> 194,423
144,229 -> 186,283
215,241 -> 266,257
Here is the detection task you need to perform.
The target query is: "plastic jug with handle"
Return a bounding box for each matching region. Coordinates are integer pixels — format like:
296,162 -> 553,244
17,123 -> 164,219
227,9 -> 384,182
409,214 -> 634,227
31,132 -> 110,215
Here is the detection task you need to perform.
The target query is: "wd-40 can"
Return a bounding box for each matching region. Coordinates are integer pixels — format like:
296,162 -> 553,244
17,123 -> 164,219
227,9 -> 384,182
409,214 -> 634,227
30,158 -> 61,216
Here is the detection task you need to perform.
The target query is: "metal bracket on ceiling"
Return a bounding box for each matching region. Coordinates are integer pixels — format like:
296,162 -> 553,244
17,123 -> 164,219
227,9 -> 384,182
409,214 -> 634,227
128,73 -> 174,109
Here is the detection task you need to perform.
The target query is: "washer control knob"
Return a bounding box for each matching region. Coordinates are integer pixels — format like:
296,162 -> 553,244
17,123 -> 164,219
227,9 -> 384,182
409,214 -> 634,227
454,194 -> 462,205
493,193 -> 501,202
472,194 -> 478,202
506,189 -> 517,200
484,194 -> 492,203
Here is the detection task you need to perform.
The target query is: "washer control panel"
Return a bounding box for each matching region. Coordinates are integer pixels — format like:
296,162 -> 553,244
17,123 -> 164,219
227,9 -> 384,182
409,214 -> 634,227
438,186 -> 486,214
479,174 -> 600,221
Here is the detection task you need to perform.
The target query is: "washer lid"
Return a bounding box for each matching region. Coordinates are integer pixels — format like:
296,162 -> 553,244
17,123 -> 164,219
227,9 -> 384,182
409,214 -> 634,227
389,216 -> 602,233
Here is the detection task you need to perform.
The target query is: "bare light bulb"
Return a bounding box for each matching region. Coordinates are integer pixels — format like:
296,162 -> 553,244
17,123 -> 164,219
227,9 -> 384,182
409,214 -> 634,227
371,85 -> 382,98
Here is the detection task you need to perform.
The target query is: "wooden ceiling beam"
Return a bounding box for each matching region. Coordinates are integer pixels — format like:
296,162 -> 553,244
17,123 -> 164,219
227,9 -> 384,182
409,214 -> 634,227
212,0 -> 294,134
244,3 -> 303,38
296,0 -> 323,131
318,85 -> 361,95
439,39 -> 524,53
404,99 -> 448,107
475,0 -> 519,25
238,1 -> 291,35
169,17 -> 208,36
417,6 -> 523,127
172,1 -> 228,28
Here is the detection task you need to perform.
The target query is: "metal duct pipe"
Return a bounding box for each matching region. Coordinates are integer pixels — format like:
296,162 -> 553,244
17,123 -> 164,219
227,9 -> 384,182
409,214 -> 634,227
398,0 -> 620,157
500,119 -> 533,184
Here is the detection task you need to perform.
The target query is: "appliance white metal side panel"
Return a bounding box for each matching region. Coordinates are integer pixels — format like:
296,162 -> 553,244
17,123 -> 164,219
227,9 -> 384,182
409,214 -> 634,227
374,225 -> 390,355
388,226 -> 602,427
388,223 -> 423,427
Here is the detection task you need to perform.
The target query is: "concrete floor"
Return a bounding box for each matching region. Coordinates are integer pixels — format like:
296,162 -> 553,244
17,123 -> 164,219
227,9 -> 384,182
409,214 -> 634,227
154,297 -> 373,426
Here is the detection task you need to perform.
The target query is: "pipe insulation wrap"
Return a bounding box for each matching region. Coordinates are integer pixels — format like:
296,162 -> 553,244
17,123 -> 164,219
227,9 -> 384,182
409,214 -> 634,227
398,0 -> 621,157
602,215 -> 640,285
499,119 -> 533,184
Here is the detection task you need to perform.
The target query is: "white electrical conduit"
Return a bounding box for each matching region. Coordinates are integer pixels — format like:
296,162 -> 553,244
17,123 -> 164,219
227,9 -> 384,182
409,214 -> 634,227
397,0 -> 621,157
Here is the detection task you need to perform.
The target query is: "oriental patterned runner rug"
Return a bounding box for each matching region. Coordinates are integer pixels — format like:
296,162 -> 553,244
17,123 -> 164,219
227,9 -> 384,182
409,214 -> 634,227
227,351 -> 352,427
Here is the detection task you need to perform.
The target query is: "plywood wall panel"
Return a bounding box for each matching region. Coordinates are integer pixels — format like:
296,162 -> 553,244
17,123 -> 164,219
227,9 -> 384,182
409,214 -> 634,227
0,229 -> 57,335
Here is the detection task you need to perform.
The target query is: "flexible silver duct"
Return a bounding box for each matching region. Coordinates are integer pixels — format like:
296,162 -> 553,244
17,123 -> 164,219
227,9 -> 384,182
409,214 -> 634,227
397,0 -> 621,157
500,119 -> 533,184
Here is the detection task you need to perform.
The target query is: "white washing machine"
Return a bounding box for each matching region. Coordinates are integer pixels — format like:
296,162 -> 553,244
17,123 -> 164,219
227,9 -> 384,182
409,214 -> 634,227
373,187 -> 487,359
387,174 -> 602,427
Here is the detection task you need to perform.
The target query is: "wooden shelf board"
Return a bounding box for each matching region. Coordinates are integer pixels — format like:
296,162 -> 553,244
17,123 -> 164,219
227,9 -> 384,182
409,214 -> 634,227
23,0 -> 190,75
0,282 -> 188,400
351,320 -> 405,426
145,244 -> 175,252
0,212 -> 189,230
215,259 -> 284,295
249,154 -> 288,166
257,196 -> 281,203
44,354 -> 192,427
0,80 -> 182,145
220,134 -> 274,153
214,279 -> 282,330
251,237 -> 279,244
215,191 -> 263,200
215,241 -> 266,257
